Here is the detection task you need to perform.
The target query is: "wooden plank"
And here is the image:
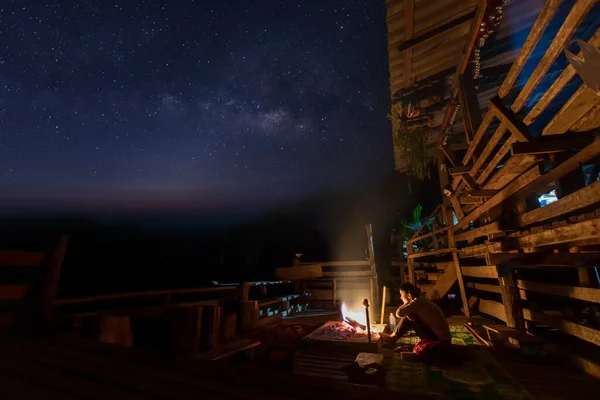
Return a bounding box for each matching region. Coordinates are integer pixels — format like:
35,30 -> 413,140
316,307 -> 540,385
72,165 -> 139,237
469,121 -> 509,184
497,0 -> 562,98
497,265 -> 524,331
197,339 -> 261,361
454,165 -> 542,231
407,226 -> 449,245
41,234 -> 69,320
403,0 -> 414,88
519,179 -> 600,227
483,154 -> 542,191
396,8 -> 476,52
455,221 -> 501,242
0,284 -> 27,301
321,270 -> 373,278
463,111 -> 494,165
489,217 -> 600,252
275,264 -> 323,280
461,265 -> 498,279
449,165 -> 472,176
543,86 -> 600,135
477,135 -> 515,185
511,132 -> 597,155
572,102 -> 600,132
301,261 -> 371,267
517,280 -> 600,303
489,96 -> 530,142
0,250 -> 45,267
524,28 -> 600,125
479,299 -> 506,322
511,0 -> 595,112
489,251 -> 600,267
466,282 -> 501,294
511,139 -> 600,204
459,63 -> 482,142
457,244 -> 488,258
53,286 -> 237,306
522,308 -> 600,347
407,248 -> 454,259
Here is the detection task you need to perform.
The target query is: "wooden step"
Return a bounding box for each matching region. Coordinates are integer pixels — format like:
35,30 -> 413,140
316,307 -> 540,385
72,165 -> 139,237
427,271 -> 442,281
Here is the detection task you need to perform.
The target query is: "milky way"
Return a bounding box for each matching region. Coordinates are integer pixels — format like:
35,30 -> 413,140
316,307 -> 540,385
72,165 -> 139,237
0,0 -> 393,215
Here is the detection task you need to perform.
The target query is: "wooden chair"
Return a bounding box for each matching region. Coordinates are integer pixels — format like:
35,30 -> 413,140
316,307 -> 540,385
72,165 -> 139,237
0,235 -> 69,333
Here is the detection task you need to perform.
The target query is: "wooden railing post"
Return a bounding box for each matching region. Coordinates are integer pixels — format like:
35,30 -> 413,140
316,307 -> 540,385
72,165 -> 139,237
496,265 -> 524,338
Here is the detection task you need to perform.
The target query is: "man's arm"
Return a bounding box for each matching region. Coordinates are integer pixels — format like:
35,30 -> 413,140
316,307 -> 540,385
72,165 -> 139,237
395,299 -> 421,318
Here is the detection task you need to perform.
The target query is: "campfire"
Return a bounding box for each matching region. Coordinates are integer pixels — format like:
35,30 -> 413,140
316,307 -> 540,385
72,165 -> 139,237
340,302 -> 385,334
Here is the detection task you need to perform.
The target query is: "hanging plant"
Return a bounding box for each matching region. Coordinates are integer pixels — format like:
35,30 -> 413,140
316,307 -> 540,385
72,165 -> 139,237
387,102 -> 431,181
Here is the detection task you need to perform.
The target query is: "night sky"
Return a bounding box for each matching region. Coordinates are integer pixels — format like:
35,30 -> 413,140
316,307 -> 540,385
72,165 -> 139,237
0,0 -> 394,216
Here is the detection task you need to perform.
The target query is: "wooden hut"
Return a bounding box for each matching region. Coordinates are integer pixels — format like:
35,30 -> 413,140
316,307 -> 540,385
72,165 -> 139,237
388,0 -> 600,380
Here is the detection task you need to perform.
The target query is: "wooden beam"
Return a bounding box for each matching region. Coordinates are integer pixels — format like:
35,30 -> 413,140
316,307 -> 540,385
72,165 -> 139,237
441,146 -> 460,168
511,132 -> 598,155
489,251 -> 600,267
459,63 -> 482,143
497,266 -> 524,331
489,216 -> 600,252
543,86 -> 600,136
466,282 -> 501,294
449,166 -> 472,176
455,221 -> 501,242
511,139 -> 600,204
407,248 -> 454,260
407,227 -> 449,245
511,0 -> 595,112
276,264 -> 323,280
41,235 -> 69,320
0,285 -> 27,301
403,0 -> 414,88
396,8 -> 476,52
483,154 -> 543,191
461,265 -> 498,279
524,28 -> 600,125
522,308 -> 600,347
497,0 -> 562,98
463,111 -> 494,165
458,244 -> 488,258
488,97 -> 531,142
519,179 -> 600,227
0,251 -> 45,267
479,299 -> 506,322
517,280 -> 600,303
454,165 -> 542,231
448,226 -> 470,318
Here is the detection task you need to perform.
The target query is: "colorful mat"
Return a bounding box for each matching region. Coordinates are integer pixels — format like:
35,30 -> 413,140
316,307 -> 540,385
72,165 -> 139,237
388,325 -> 533,399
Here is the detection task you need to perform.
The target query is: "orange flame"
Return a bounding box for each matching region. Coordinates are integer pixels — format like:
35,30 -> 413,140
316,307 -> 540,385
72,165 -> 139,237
341,302 -> 384,333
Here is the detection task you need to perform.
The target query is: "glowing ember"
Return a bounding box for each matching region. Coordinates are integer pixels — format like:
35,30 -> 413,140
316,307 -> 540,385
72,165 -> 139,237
341,302 -> 384,334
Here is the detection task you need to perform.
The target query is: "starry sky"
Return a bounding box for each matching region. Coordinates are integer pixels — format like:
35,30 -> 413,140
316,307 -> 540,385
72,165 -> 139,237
0,0 -> 394,216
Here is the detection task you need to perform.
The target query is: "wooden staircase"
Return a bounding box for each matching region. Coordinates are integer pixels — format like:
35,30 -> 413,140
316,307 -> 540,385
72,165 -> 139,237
413,261 -> 457,300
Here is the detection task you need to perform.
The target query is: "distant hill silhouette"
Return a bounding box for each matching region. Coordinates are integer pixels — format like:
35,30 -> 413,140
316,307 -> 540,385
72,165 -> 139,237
0,170 -> 441,297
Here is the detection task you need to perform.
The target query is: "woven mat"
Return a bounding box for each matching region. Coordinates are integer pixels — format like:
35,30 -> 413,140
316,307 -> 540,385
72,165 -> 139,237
387,325 -> 533,399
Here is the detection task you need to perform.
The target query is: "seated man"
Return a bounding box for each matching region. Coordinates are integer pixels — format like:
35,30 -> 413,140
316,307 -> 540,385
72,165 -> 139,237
381,282 -> 456,364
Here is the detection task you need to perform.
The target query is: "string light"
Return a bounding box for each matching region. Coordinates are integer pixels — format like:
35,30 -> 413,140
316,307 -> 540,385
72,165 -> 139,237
471,0 -> 510,80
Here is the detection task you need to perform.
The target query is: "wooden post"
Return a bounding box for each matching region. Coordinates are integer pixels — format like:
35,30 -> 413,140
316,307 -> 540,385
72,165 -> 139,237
496,265 -> 525,340
365,224 -> 380,308
458,63 -> 483,144
40,235 -> 69,323
170,307 -> 203,356
240,282 -> 250,302
445,205 -> 470,318
332,279 -> 337,308
209,306 -> 221,349
241,301 -> 258,332
380,286 -> 387,324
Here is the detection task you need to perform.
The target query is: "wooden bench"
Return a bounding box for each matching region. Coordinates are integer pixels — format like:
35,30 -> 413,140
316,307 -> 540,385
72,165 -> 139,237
196,338 -> 261,361
0,235 -> 69,332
